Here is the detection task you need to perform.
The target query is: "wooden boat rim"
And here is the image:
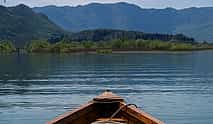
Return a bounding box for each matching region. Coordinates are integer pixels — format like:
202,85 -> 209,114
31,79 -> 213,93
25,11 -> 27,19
47,101 -> 94,124
119,102 -> 164,124
47,91 -> 164,124
93,91 -> 124,102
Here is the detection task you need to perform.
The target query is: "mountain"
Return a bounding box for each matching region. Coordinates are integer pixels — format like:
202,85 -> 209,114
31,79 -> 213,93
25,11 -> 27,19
34,2 -> 213,42
0,4 -> 63,47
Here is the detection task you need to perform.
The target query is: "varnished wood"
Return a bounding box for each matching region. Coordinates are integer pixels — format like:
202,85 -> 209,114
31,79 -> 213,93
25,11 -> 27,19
93,91 -> 124,102
96,118 -> 127,123
47,91 -> 164,124
119,102 -> 163,124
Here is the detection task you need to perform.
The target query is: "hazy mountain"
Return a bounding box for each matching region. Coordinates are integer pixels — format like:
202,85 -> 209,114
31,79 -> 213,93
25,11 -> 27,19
34,2 -> 213,42
0,4 -> 63,47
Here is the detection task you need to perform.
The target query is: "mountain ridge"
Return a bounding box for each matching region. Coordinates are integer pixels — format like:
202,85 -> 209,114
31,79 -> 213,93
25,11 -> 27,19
0,4 -> 64,47
33,2 -> 213,42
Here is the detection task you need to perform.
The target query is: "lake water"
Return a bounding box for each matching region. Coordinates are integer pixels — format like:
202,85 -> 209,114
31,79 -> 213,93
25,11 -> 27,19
0,51 -> 213,124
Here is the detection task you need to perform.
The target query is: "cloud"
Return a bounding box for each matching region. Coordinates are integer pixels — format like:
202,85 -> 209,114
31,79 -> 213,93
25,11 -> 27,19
3,0 -> 213,9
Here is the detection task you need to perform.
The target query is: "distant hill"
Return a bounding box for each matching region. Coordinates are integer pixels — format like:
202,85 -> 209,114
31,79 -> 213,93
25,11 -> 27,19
48,29 -> 194,44
34,2 -> 213,42
0,4 -> 63,47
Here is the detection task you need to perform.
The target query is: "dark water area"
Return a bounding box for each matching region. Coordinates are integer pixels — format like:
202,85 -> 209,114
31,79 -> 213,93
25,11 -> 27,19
0,51 -> 213,124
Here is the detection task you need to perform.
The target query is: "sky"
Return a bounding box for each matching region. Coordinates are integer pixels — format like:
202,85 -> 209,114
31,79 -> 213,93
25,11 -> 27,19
2,0 -> 213,9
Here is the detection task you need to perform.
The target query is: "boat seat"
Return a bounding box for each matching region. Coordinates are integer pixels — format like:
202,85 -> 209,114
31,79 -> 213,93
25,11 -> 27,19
91,118 -> 127,124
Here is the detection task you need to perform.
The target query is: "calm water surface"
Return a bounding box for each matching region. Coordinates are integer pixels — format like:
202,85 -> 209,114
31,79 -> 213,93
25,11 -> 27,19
0,51 -> 213,124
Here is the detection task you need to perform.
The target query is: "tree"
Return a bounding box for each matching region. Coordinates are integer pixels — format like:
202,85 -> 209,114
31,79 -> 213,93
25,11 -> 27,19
0,41 -> 16,53
25,40 -> 50,52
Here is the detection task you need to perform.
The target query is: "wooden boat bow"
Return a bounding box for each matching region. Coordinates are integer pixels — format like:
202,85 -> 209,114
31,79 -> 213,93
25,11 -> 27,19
47,91 -> 164,124
93,91 -> 124,102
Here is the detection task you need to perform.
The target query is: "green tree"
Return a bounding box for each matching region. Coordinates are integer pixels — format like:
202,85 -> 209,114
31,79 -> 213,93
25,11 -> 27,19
82,41 -> 95,49
51,42 -> 73,52
25,40 -> 50,52
0,41 -> 16,53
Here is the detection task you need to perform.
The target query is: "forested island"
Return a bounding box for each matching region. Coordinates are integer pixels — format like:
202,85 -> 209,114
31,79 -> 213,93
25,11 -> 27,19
0,29 -> 213,53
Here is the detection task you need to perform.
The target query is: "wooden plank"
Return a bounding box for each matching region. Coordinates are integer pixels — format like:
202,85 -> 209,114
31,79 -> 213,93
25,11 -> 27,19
119,102 -> 164,124
96,118 -> 127,122
93,91 -> 124,102
47,102 -> 95,124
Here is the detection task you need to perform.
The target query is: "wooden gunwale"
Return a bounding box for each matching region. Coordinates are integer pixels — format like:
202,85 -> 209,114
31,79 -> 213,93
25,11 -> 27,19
47,92 -> 164,124
119,102 -> 164,124
47,101 -> 94,124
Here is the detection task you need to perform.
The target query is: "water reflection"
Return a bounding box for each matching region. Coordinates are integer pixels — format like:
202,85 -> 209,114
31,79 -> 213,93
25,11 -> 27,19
0,51 -> 213,124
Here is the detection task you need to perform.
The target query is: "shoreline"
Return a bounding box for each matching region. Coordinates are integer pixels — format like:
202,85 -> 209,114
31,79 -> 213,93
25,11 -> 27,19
90,49 -> 213,54
4,48 -> 212,54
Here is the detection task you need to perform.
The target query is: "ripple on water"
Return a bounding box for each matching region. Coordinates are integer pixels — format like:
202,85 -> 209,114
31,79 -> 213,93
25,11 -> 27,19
1,52 -> 213,124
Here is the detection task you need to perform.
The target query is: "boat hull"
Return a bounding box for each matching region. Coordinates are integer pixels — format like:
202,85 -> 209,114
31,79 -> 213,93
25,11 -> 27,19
47,92 -> 164,124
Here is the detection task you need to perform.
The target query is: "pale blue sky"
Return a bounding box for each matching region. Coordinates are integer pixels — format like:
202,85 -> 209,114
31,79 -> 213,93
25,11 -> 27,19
2,0 -> 213,9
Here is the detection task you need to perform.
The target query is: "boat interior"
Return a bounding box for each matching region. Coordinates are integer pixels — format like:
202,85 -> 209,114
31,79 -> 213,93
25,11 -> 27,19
47,92 -> 163,124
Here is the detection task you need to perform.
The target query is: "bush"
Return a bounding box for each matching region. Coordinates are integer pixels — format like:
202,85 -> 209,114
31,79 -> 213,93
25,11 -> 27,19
169,43 -> 195,50
82,41 -> 96,48
25,40 -> 50,52
96,49 -> 112,54
0,41 -> 16,53
51,42 -> 73,53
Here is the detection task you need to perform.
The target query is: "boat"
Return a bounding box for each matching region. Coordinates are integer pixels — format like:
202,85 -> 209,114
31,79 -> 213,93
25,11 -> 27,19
47,91 -> 164,124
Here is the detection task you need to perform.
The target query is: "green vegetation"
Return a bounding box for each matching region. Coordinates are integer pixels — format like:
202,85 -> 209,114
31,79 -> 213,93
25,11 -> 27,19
82,41 -> 96,49
25,39 -> 212,53
108,40 -> 197,50
0,41 -> 16,53
25,40 -> 50,52
51,42 -> 76,53
96,49 -> 112,54
0,4 -> 63,47
1,39 -> 212,54
58,29 -> 195,43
